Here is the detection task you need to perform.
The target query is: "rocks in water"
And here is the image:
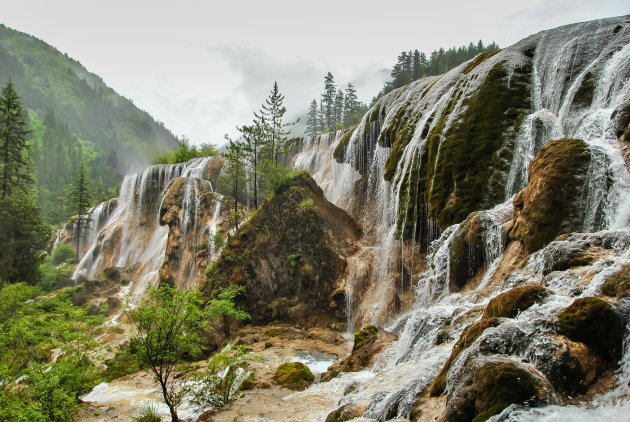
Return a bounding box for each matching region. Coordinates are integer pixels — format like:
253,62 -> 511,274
508,138 -> 592,253
449,212 -> 487,291
601,263 -> 630,298
321,326 -> 397,381
557,297 -> 625,361
273,362 -> 315,391
482,285 -> 548,318
325,402 -> 368,422
204,172 -> 361,327
526,334 -> 604,394
430,317 -> 502,396
444,356 -> 556,422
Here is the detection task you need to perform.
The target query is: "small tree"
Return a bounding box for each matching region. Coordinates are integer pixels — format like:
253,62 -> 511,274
305,99 -> 319,136
127,284 -> 249,422
68,162 -> 92,262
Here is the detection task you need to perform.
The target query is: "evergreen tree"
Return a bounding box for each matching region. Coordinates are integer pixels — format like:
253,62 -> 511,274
237,119 -> 266,209
220,138 -> 248,217
343,84 -> 360,127
255,82 -> 296,166
318,100 -> 325,133
321,72 -> 336,131
305,99 -> 319,136
68,161 -> 92,262
0,81 -> 32,198
334,89 -> 344,129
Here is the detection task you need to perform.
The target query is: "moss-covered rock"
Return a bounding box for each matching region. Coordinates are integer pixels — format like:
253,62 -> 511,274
557,297 -> 625,361
204,172 -> 361,327
273,362 -> 315,391
483,285 -> 549,319
321,326 -> 398,381
444,357 -> 555,422
325,403 -> 367,422
333,125 -> 358,163
430,317 -> 502,396
508,138 -> 592,253
601,264 -> 630,298
448,212 -> 486,291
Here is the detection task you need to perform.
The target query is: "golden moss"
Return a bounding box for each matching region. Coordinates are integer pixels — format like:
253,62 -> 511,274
462,50 -> 501,74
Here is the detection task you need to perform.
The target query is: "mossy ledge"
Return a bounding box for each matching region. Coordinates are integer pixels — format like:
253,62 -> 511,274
333,125 -> 358,163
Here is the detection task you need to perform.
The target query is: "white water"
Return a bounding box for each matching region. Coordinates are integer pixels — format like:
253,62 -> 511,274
288,16 -> 630,421
72,156 -> 221,298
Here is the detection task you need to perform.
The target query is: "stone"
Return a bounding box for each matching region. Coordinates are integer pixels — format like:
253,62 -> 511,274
273,362 -> 315,391
482,285 -> 549,318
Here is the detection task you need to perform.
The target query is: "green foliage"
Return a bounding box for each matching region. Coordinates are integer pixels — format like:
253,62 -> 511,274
51,242 -> 76,266
68,161 -> 93,261
273,362 -> 314,390
0,189 -> 51,284
127,284 -> 249,421
298,197 -> 315,213
103,339 -> 144,381
132,403 -> 162,422
191,343 -> 257,408
307,79 -> 367,135
154,137 -> 218,164
262,162 -> 303,194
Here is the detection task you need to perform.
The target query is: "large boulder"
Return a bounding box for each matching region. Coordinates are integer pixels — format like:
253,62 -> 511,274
204,172 -> 361,327
273,362 -> 314,391
508,138 -> 592,253
482,285 -> 549,318
601,263 -> 630,298
557,297 -> 625,361
444,356 -> 556,422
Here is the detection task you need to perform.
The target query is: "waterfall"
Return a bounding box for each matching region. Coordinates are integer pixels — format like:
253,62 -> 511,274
287,15 -> 630,420
71,156 -> 221,297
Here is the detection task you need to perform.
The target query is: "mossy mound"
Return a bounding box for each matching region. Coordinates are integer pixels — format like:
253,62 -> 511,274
325,403 -> 367,422
557,297 -> 625,361
483,285 -> 549,319
601,264 -> 630,298
204,172 -> 361,327
430,317 -> 502,396
333,125 -> 358,162
445,357 -> 555,422
508,138 -> 592,253
273,362 -> 315,391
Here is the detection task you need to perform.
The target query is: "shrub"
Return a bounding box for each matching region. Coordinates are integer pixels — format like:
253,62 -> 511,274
51,243 -> 76,265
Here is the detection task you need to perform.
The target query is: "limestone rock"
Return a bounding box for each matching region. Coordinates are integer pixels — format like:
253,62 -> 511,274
601,263 -> 630,298
508,138 -> 592,253
444,356 -> 556,422
204,172 -> 361,327
557,297 -> 625,361
325,403 -> 368,422
482,285 -> 548,318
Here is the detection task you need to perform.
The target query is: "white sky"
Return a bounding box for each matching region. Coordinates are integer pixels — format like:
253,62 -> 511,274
2,0 -> 628,145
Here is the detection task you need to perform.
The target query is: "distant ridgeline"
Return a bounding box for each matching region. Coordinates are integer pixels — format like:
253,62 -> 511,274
0,24 -> 178,223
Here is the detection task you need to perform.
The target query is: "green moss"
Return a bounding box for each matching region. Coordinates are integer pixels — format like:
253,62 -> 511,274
462,50 -> 501,74
353,325 -> 378,350
601,264 -> 630,298
274,362 -> 315,390
557,297 -> 624,361
383,102 -> 423,182
421,77 -> 441,99
483,285 -> 548,318
333,125 -> 358,162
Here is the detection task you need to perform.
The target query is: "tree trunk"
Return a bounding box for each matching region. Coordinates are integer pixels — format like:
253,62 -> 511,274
160,380 -> 178,422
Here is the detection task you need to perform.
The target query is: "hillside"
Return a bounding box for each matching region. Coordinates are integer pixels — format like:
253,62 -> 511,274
0,24 -> 178,221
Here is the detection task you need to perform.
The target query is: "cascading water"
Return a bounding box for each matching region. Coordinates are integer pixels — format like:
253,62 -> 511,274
71,156 -> 222,298
288,15 -> 630,421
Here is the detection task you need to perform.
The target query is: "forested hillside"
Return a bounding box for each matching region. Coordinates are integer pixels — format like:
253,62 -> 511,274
0,24 -> 178,222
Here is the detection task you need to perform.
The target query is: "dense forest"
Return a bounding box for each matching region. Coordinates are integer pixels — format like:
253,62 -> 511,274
0,24 -> 178,224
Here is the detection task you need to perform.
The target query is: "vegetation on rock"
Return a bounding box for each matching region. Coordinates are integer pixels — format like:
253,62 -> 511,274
273,362 -> 314,390
482,285 -> 549,318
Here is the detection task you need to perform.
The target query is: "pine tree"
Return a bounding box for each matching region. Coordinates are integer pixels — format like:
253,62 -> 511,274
221,138 -> 248,217
306,100 -> 319,136
0,81 -> 32,198
68,161 -> 92,262
238,119 -> 266,209
321,73 -> 336,131
255,82 -> 296,166
318,100 -> 325,133
343,84 -> 360,127
334,89 -> 344,129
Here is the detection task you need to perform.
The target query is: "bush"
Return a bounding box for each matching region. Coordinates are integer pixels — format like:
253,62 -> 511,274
132,403 -> 162,422
51,243 -> 76,265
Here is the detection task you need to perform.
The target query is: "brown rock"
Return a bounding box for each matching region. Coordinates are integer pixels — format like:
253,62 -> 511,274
482,285 -> 549,318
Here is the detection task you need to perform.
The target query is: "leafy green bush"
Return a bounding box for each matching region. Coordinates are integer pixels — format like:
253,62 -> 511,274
51,243 -> 76,265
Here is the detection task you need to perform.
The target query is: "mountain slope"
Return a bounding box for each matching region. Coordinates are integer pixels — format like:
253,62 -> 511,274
0,24 -> 177,168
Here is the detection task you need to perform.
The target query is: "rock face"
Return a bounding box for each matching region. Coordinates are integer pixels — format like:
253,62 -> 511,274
444,356 -> 556,422
601,263 -> 630,298
508,138 -> 592,252
204,172 -> 361,327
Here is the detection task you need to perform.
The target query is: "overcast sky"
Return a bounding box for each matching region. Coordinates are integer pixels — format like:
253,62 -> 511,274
2,0 -> 628,145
